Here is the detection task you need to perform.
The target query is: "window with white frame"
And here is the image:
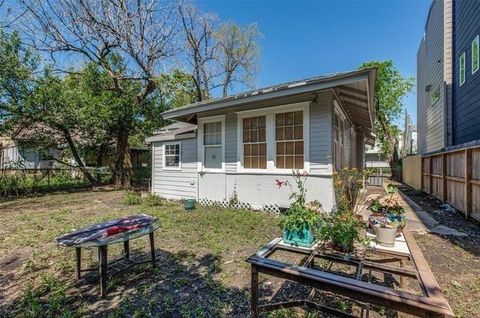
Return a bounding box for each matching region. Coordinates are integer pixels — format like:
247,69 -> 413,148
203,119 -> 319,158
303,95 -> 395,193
203,121 -> 223,169
472,35 -> 479,74
243,116 -> 267,169
164,143 -> 181,168
275,111 -> 304,169
460,52 -> 466,86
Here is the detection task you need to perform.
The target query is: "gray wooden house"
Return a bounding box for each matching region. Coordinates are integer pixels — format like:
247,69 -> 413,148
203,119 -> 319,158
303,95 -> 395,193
146,69 -> 376,211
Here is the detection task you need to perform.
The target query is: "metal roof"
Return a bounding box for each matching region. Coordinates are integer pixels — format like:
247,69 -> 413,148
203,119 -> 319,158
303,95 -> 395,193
162,68 -> 376,124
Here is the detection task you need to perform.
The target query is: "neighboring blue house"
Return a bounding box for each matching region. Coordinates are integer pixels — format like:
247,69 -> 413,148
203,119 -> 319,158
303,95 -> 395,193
146,69 -> 376,211
417,0 -> 480,154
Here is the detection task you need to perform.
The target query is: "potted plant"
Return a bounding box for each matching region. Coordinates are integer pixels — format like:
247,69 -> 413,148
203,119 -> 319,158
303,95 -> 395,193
319,211 -> 365,253
371,218 -> 399,247
278,171 -> 322,248
368,185 -> 406,233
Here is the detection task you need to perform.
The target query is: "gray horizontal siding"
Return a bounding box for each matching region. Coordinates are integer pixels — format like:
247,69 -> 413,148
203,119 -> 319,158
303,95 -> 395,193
152,139 -> 197,200
418,0 -> 446,153
310,91 -> 332,174
225,113 -> 237,172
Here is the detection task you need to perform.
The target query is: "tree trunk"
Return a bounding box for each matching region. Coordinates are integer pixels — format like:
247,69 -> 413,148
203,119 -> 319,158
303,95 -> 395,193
113,131 -> 132,188
389,137 -> 400,181
64,132 -> 96,185
96,143 -> 109,184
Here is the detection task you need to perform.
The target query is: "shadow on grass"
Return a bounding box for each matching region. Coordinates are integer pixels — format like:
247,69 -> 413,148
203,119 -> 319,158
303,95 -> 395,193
1,248 -> 275,318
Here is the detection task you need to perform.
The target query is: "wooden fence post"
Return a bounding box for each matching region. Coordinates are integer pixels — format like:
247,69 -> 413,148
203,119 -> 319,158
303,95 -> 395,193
442,153 -> 447,202
465,149 -> 472,219
429,156 -> 433,195
421,157 -> 424,191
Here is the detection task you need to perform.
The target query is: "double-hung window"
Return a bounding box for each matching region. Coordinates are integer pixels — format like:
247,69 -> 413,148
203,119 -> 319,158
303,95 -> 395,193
203,121 -> 223,169
164,143 -> 181,169
243,116 -> 267,169
275,111 -> 304,169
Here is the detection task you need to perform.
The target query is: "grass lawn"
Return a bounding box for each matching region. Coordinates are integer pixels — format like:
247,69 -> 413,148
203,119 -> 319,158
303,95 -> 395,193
1,189 -> 479,318
0,190 -> 281,317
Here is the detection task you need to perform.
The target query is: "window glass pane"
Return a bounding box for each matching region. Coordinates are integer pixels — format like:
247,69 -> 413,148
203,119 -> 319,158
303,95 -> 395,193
294,126 -> 303,139
285,142 -> 294,155
286,112 -> 294,125
285,127 -> 293,140
295,156 -> 304,169
258,128 -> 266,142
276,111 -> 304,169
285,156 -> 294,169
244,144 -> 251,156
276,156 -> 285,169
204,122 -> 222,145
259,143 -> 266,156
277,142 -> 284,155
276,127 -> 284,141
275,113 -> 285,126
259,156 -> 267,169
242,116 -> 267,169
295,141 -> 304,155
165,144 -> 180,167
205,146 -> 222,169
258,116 -> 266,128
473,35 -> 479,73
294,111 -> 303,125
165,155 -> 179,167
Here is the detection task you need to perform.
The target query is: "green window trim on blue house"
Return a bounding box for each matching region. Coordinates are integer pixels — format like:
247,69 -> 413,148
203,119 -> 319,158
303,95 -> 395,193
472,35 -> 479,75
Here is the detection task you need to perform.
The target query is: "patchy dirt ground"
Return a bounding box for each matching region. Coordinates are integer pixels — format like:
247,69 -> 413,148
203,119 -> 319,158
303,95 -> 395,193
0,190 -> 282,317
397,184 -> 480,317
1,188 -> 479,317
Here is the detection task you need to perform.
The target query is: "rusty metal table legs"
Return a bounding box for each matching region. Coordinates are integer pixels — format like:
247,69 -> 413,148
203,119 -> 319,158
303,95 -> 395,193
98,245 -> 108,298
149,232 -> 156,268
251,265 -> 259,318
124,240 -> 130,259
75,247 -> 81,280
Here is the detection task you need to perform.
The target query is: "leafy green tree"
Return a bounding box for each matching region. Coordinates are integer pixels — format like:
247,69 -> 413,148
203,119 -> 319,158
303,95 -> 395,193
359,61 -> 414,177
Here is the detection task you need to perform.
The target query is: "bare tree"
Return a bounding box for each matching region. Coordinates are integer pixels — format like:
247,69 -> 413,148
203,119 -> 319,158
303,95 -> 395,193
215,23 -> 260,97
178,4 -> 217,101
18,0 -> 180,186
178,3 -> 260,99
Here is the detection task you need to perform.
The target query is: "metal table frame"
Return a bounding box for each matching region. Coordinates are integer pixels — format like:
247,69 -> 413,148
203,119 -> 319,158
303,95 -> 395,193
247,227 -> 454,318
72,223 -> 159,298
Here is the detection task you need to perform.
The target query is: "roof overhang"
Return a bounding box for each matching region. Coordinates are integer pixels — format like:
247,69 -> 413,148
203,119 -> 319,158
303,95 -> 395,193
163,68 -> 377,136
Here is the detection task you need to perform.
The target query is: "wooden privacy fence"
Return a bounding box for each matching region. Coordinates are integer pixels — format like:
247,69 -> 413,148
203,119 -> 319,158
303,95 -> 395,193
402,154 -> 422,190
422,146 -> 480,221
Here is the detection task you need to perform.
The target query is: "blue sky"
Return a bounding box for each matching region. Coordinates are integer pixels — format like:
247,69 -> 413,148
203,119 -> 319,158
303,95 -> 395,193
199,0 -> 432,124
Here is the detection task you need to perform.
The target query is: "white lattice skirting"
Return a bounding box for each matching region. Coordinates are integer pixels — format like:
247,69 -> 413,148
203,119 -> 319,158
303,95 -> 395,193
198,198 -> 281,214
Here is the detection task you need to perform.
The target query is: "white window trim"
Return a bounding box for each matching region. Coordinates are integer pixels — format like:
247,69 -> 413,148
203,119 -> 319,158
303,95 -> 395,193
198,115 -> 226,172
472,35 -> 479,75
162,141 -> 182,170
236,102 -> 310,174
460,52 -> 466,86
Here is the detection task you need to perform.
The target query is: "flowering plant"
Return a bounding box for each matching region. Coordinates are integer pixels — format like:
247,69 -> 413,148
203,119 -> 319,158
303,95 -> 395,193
278,171 -> 322,232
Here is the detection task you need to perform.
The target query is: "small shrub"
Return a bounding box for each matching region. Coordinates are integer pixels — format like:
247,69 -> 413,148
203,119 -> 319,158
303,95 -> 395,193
123,191 -> 142,205
278,171 -> 322,231
143,193 -> 162,206
319,212 -> 365,252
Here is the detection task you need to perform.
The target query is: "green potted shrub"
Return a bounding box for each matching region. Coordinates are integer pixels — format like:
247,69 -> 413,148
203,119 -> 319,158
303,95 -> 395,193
319,211 -> 365,253
278,171 -> 322,248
